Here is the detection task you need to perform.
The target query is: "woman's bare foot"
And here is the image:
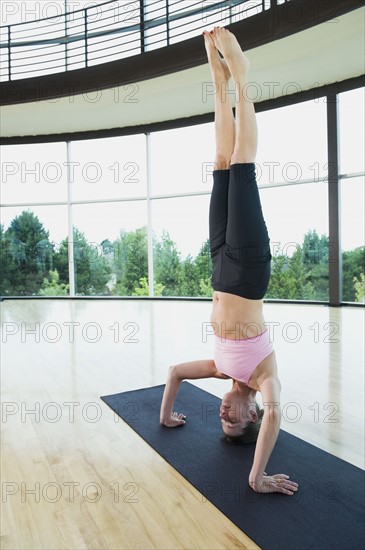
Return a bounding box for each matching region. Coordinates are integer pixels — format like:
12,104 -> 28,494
211,27 -> 250,80
203,30 -> 231,84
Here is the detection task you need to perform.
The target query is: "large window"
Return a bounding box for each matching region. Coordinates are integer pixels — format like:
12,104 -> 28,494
1,142 -> 67,203
256,99 -> 328,185
70,135 -> 147,201
0,204 -> 68,296
338,88 -> 365,175
72,200 -> 147,296
1,88 -> 364,302
256,99 -> 329,300
340,177 -> 365,303
262,182 -> 329,300
339,88 -> 365,303
1,142 -> 68,297
150,124 -> 214,195
151,195 -> 211,297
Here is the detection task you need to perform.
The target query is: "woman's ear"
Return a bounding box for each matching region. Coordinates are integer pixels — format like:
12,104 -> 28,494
249,408 -> 258,423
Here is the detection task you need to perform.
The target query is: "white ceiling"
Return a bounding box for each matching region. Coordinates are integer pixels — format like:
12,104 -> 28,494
1,7 -> 364,139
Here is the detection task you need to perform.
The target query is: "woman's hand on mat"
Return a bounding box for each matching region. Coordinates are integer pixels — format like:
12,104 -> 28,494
161,412 -> 186,427
249,473 -> 298,495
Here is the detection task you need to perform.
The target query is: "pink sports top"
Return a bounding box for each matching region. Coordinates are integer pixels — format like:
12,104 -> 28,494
214,329 -> 273,384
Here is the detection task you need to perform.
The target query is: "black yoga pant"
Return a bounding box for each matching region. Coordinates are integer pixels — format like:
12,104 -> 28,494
209,163 -> 272,300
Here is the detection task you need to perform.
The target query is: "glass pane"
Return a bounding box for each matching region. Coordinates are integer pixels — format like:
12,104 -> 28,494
169,0 -> 207,43
199,1 -> 231,30
11,44 -> 66,80
341,176 -> 365,303
65,40 -> 85,71
234,0 -> 264,22
0,26 -> 9,81
1,0 -> 65,25
65,8 -> 86,70
87,1 -> 141,64
150,123 -> 215,195
87,31 -> 141,65
71,200 -> 147,296
168,0 -> 263,44
152,194 -> 211,297
338,87 -> 365,175
0,205 -> 69,296
70,135 -> 147,201
145,0 -> 167,51
256,99 -> 328,186
1,142 -> 68,204
260,181 -> 329,301
3,1 -> 66,79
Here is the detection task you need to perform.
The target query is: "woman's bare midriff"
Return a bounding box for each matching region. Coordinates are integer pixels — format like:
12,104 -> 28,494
210,290 -> 267,339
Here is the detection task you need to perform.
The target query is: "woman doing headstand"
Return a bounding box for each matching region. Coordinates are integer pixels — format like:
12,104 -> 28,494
160,27 -> 298,496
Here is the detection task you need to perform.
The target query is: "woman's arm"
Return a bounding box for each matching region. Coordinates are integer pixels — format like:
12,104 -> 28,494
249,376 -> 298,495
160,359 -> 227,427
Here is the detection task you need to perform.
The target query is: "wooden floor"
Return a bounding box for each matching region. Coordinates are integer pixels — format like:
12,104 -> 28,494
1,299 -> 364,550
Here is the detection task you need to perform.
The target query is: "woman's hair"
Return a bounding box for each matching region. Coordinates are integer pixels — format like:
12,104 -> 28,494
221,403 -> 264,445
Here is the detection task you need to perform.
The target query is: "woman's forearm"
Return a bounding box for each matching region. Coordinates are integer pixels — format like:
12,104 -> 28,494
159,366 -> 182,424
159,359 -> 219,425
249,409 -> 281,486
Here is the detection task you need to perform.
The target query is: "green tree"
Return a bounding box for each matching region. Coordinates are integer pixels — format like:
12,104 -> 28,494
73,229 -> 111,295
266,242 -> 319,300
2,211 -> 53,295
195,240 -> 211,280
353,273 -> 365,303
54,229 -> 111,295
0,224 -> 19,296
266,252 -> 295,299
195,239 -> 213,297
289,245 -> 318,300
305,262 -> 329,300
113,227 -> 148,296
133,277 -> 164,296
179,255 -> 200,296
287,246 -> 304,300
301,230 -> 329,300
53,239 -> 69,284
39,269 -> 69,296
199,277 -> 214,297
342,247 -> 365,301
302,229 -> 329,267
154,230 -> 183,296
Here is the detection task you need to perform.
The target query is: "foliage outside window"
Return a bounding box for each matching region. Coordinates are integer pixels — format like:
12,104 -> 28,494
1,210 -> 364,301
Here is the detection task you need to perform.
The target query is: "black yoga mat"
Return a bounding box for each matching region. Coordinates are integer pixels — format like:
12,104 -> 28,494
101,382 -> 365,550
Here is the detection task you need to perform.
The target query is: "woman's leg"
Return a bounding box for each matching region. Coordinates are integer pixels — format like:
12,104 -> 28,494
212,27 -> 258,164
203,31 -> 235,169
204,30 -> 234,253
211,28 -> 271,288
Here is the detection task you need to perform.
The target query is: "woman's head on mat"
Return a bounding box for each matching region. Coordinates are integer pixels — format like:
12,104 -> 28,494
220,389 -> 263,442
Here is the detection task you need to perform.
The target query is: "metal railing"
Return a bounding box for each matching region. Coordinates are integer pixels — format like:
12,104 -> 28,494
0,0 -> 290,81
